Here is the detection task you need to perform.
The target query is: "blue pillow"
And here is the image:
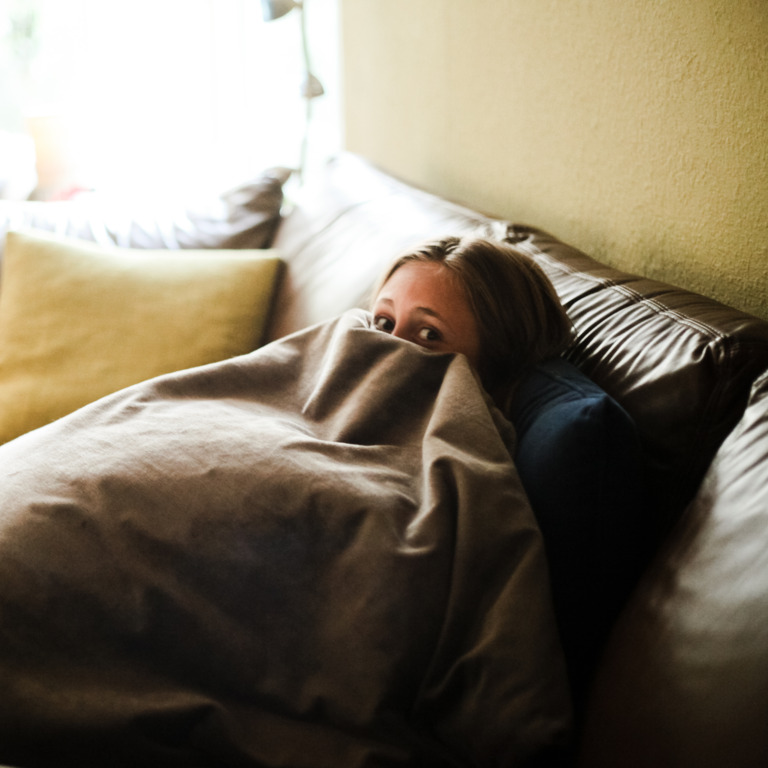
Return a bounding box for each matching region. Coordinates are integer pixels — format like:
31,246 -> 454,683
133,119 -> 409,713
508,357 -> 647,705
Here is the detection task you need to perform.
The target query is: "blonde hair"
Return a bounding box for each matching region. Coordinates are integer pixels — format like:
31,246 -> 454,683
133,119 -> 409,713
373,236 -> 573,399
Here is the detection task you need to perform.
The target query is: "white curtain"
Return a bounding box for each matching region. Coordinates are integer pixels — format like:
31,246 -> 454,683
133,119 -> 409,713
0,0 -> 340,197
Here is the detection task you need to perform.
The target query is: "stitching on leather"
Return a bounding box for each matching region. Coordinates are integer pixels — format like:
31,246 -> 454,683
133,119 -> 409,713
513,236 -> 728,343
507,233 -> 768,502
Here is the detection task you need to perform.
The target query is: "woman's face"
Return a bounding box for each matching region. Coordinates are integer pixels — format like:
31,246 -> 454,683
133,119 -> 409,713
372,261 -> 482,368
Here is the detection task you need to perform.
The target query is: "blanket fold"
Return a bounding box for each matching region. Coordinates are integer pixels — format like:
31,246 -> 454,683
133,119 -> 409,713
0,310 -> 571,767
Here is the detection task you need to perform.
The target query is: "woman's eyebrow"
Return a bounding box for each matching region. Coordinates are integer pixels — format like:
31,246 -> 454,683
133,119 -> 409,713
375,298 -> 446,324
416,306 -> 444,321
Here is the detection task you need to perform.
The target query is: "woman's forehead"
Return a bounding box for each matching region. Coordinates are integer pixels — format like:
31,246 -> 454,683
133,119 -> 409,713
380,262 -> 464,302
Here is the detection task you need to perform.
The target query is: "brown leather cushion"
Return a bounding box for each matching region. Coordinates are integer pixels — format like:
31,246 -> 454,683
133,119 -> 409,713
580,371 -> 768,767
510,225 -> 768,528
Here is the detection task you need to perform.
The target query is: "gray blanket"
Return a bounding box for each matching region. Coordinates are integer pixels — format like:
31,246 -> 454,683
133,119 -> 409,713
0,310 -> 571,767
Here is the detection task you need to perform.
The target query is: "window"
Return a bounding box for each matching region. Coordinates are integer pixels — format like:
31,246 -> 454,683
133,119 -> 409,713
0,0 -> 339,199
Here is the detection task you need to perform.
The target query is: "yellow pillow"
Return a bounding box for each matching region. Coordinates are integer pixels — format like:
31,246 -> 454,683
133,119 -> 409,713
0,229 -> 283,443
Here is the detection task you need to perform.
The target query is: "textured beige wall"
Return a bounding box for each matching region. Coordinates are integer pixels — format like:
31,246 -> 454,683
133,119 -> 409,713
340,0 -> 768,319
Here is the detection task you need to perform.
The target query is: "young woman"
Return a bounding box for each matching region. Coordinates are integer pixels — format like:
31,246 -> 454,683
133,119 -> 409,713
371,235 -> 573,408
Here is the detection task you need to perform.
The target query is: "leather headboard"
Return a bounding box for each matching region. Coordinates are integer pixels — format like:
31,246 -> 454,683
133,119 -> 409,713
270,153 -> 768,526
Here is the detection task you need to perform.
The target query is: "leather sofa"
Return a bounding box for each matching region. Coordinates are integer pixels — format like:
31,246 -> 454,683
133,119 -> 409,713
1,151 -> 766,766
268,153 -> 768,768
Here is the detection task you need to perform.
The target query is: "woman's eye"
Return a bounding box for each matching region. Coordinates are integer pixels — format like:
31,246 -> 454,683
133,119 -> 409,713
417,327 -> 441,342
373,315 -> 395,333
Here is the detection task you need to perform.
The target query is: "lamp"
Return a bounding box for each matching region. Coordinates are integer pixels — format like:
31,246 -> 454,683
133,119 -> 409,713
261,0 -> 324,180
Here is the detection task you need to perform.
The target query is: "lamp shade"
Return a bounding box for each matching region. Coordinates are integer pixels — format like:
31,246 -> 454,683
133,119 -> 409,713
261,0 -> 300,21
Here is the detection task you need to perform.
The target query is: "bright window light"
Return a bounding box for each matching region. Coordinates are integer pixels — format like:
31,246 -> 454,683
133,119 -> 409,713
0,0 -> 340,199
